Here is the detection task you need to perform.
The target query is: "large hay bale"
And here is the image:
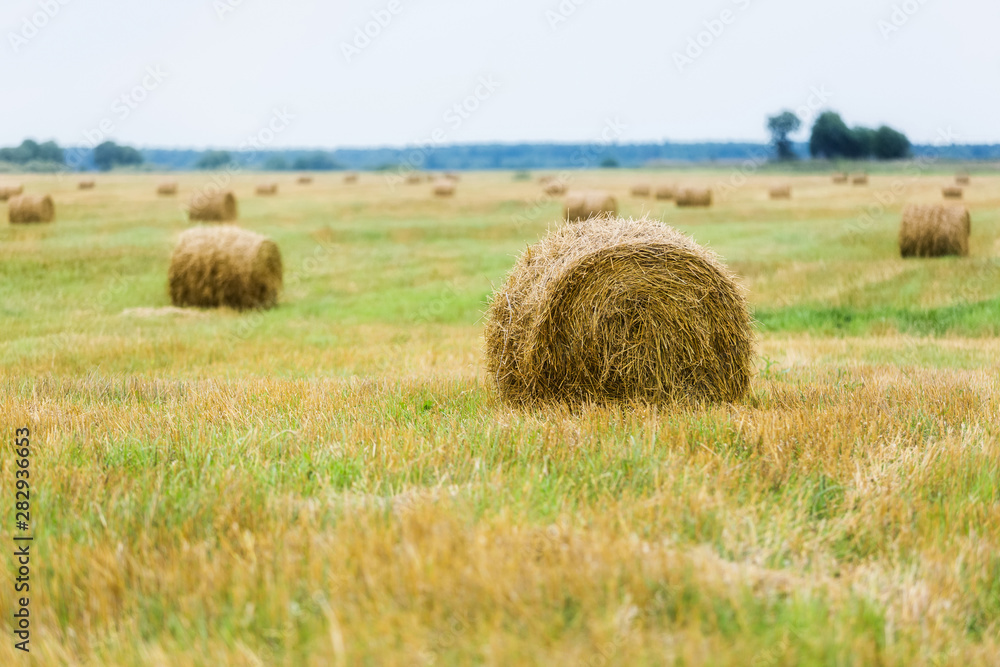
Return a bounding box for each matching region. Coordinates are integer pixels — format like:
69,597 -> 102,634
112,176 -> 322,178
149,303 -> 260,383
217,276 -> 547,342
769,185 -> 791,200
956,173 -> 971,186
432,180 -> 455,197
256,183 -> 279,196
832,173 -> 848,184
344,172 -> 359,184
544,181 -> 567,197
899,204 -> 970,258
675,188 -> 712,207
157,182 -> 178,196
631,184 -> 651,198
654,185 -> 675,200
564,191 -> 617,221
484,215 -> 754,405
0,183 -> 24,201
188,191 -> 237,222
297,175 -> 313,185
942,186 -> 963,200
8,194 -> 54,223
852,174 -> 868,185
78,179 -> 95,190
168,226 -> 282,310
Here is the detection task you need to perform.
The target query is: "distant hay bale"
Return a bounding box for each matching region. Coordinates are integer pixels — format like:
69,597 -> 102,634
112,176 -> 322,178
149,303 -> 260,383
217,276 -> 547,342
942,186 -> 963,200
852,174 -> 869,185
0,183 -> 24,201
256,183 -> 279,196
956,173 -> 971,186
564,191 -> 617,221
538,175 -> 555,184
78,179 -> 95,190
157,182 -> 178,196
297,175 -> 313,185
168,226 -> 282,310
654,185 -> 675,200
899,204 -> 970,258
188,191 -> 237,222
444,172 -> 460,182
432,180 -> 455,197
344,172 -> 359,184
675,188 -> 712,207
405,173 -> 423,185
484,215 -> 754,405
832,173 -> 848,184
631,184 -> 650,197
544,181 -> 567,196
769,185 -> 791,200
8,194 -> 55,224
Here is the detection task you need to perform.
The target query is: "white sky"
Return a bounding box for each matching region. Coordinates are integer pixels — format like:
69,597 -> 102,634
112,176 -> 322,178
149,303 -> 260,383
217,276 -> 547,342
1,0 -> 997,149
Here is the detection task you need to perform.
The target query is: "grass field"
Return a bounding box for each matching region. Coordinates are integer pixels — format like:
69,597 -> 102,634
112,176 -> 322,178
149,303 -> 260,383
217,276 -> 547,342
2,169 -> 999,665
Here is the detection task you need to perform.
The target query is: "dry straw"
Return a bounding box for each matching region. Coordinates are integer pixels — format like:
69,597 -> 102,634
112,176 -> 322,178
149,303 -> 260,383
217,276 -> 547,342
8,194 -> 55,223
0,183 -> 24,201
256,183 -> 279,196
899,204 -> 970,258
168,226 -> 283,310
188,191 -> 237,222
942,186 -> 963,200
432,180 -> 455,197
157,182 -> 178,196
631,184 -> 650,197
769,185 -> 791,200
544,181 -> 567,196
675,188 -> 712,207
956,173 -> 971,186
654,185 -> 675,201
78,179 -> 95,190
852,174 -> 868,185
297,175 -> 313,185
564,191 -> 617,221
484,215 -> 754,405
832,173 -> 848,184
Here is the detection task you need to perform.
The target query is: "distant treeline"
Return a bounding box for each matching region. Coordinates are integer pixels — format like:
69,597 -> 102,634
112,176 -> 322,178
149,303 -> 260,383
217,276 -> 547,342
3,139 -> 1000,172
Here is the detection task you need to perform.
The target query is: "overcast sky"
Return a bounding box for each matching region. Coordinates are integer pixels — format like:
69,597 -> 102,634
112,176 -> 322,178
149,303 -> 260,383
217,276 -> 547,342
2,0 -> 997,149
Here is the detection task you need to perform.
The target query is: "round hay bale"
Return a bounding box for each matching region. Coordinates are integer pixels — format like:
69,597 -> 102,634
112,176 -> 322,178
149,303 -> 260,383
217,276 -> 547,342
444,172 -> 460,182
484,215 -> 754,405
899,204 -> 970,258
654,185 -> 675,201
675,188 -> 712,207
0,183 -> 24,201
564,191 -> 617,221
8,194 -> 54,224
631,184 -> 651,198
168,226 -> 282,310
405,173 -> 423,185
188,191 -> 237,222
544,181 -> 567,197
297,175 -> 313,185
256,183 -> 279,196
78,179 -> 95,190
956,173 -> 971,186
769,186 -> 791,200
538,175 -> 555,184
432,180 -> 455,197
832,173 -> 848,184
157,182 -> 178,196
852,174 -> 868,185
942,186 -> 963,200
344,172 -> 359,184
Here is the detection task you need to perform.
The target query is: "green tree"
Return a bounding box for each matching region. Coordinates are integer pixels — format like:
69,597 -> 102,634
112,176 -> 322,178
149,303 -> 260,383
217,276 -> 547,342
0,139 -> 65,165
194,150 -> 233,170
93,141 -> 143,171
809,112 -> 857,159
872,125 -> 911,159
600,156 -> 620,168
263,155 -> 288,171
291,151 -> 339,171
766,111 -> 801,161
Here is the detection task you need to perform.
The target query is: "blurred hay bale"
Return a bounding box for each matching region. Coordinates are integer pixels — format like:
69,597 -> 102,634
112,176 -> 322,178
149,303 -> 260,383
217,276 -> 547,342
444,172 -> 460,182
256,183 -> 279,196
654,185 -> 675,200
297,175 -> 313,185
405,173 -> 423,185
8,194 -> 54,223
675,188 -> 712,207
157,182 -> 178,196
852,174 -> 868,185
942,186 -> 963,200
343,172 -> 359,184
188,191 -> 237,222
544,181 -> 567,196
832,173 -> 848,184
432,180 -> 455,197
630,184 -> 650,198
956,173 -> 971,186
0,183 -> 24,201
769,185 -> 791,200
168,226 -> 282,310
899,204 -> 970,258
564,191 -> 617,221
483,215 -> 754,405
538,175 -> 554,184
78,179 -> 95,190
